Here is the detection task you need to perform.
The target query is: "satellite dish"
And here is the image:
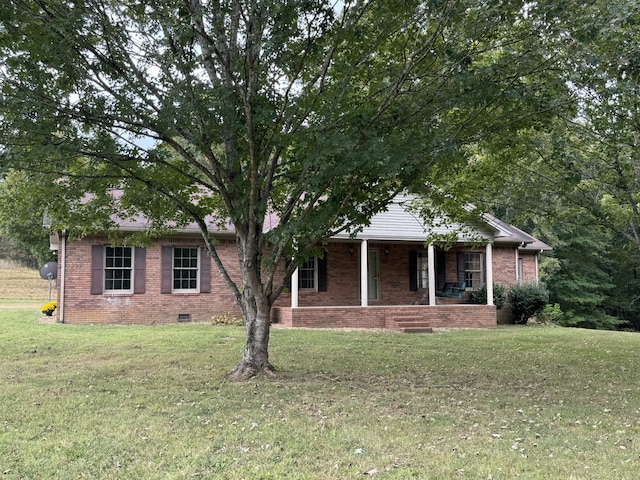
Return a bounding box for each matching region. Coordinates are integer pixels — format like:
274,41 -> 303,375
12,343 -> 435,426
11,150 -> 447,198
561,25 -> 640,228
39,262 -> 58,280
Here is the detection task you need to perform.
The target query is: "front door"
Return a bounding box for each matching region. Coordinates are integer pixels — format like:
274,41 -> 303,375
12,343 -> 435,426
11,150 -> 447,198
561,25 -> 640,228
368,250 -> 379,301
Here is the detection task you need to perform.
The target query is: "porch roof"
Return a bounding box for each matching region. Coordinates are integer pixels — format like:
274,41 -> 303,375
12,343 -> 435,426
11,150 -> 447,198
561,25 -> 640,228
330,194 -> 550,249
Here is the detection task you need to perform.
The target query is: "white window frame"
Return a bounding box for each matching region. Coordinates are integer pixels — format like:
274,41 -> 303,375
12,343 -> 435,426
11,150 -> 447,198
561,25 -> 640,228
104,246 -> 134,294
464,252 -> 484,290
172,247 -> 200,293
298,257 -> 317,291
417,251 -> 429,289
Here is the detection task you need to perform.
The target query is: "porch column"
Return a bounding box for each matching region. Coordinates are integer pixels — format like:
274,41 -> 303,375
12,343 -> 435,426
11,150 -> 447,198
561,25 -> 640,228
360,239 -> 368,307
428,244 -> 436,306
486,242 -> 494,306
291,268 -> 299,308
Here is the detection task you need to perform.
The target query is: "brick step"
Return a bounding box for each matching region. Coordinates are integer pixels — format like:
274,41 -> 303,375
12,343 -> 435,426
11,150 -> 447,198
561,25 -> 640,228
393,318 -> 433,334
392,316 -> 424,323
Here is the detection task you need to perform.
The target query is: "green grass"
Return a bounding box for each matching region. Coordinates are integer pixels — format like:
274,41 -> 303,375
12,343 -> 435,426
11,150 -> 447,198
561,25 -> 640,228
1,310 -> 639,479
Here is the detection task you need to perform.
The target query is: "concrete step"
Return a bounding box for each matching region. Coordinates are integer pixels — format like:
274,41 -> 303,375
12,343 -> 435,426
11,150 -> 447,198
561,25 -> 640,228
400,326 -> 434,334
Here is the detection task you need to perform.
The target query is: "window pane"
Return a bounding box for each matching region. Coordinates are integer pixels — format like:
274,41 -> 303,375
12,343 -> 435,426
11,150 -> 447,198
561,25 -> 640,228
417,252 -> 429,289
464,253 -> 483,289
298,258 -> 316,289
173,247 -> 199,291
104,246 -> 133,291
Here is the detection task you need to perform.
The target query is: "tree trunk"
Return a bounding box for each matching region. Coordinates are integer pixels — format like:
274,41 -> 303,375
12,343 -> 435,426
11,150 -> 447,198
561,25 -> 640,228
227,292 -> 275,380
226,248 -> 276,380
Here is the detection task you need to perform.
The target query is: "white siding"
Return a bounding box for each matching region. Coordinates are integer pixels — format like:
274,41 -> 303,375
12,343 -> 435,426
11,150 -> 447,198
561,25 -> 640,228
331,195 -> 495,242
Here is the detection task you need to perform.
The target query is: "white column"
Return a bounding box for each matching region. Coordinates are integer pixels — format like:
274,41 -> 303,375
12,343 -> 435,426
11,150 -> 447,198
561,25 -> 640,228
428,244 -> 436,306
291,268 -> 299,308
486,242 -> 494,306
360,239 -> 368,307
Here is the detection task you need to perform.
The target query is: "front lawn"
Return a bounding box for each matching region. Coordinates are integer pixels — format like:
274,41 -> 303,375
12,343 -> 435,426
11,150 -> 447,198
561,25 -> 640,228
1,309 -> 639,479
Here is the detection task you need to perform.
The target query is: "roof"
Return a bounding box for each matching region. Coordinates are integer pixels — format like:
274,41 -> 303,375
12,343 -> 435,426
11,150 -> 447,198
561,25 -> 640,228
482,213 -> 552,251
332,195 -> 551,250
49,191 -> 550,251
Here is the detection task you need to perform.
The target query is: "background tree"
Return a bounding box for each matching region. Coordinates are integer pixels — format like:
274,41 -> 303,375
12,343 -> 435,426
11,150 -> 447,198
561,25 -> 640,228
0,171 -> 59,267
1,0 -> 565,377
446,1 -> 640,330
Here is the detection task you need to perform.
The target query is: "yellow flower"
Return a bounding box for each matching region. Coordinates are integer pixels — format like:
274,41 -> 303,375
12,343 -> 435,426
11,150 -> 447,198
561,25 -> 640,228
40,301 -> 57,315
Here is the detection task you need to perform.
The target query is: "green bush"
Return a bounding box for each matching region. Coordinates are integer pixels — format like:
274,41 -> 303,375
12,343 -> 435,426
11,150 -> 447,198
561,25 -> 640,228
469,283 -> 506,309
508,282 -> 549,325
537,303 -> 563,325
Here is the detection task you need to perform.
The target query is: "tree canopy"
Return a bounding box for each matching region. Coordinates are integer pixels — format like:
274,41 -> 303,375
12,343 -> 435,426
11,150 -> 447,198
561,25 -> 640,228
1,0 -> 568,376
449,0 -> 640,330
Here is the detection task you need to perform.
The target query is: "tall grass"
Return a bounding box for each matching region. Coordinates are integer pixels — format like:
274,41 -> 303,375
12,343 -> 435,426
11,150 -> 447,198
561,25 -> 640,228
1,309 -> 639,479
0,261 -> 52,305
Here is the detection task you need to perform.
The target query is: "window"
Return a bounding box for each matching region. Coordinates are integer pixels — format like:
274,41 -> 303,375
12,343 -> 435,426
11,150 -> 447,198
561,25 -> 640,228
298,258 -> 317,290
173,247 -> 199,292
417,252 -> 429,289
104,246 -> 133,292
518,258 -> 524,284
464,252 -> 484,289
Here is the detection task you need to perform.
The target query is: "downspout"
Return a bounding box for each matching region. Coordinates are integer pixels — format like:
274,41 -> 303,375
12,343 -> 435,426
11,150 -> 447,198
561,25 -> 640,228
516,242 -> 526,284
58,229 -> 67,323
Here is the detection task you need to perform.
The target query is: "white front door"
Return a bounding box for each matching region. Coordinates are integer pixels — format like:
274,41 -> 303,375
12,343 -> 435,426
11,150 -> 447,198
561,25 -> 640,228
367,250 -> 379,301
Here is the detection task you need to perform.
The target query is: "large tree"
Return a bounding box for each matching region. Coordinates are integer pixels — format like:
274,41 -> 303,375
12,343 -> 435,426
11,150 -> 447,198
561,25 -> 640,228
0,0 -> 562,377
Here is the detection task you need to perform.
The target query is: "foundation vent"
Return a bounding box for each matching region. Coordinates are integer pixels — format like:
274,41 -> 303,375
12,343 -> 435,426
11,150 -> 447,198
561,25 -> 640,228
177,313 -> 191,323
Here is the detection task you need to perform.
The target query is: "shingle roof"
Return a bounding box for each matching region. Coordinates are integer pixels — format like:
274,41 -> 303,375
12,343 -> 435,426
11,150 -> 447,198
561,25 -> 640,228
77,191 -> 550,250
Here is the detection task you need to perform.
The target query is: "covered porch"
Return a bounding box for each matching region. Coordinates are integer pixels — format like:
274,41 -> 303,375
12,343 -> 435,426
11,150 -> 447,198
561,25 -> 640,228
272,238 -> 500,331
268,194 -> 549,331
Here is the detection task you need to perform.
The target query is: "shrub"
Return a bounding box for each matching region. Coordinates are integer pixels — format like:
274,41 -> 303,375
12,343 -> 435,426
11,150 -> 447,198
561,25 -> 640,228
508,283 -> 549,325
536,303 -> 563,325
469,283 -> 506,309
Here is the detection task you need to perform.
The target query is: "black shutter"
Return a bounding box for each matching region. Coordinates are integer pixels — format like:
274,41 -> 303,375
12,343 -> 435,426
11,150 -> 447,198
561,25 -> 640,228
91,245 -> 104,295
161,246 -> 172,294
200,247 -> 211,293
133,247 -> 146,294
457,252 -> 466,282
436,250 -> 446,291
409,250 -> 418,291
318,254 -> 328,292
284,259 -> 292,291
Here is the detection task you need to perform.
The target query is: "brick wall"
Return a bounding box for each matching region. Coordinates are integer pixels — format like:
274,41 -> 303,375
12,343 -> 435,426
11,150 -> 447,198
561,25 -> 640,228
519,251 -> 539,283
59,236 -> 243,324
58,235 -> 537,328
272,304 -> 497,330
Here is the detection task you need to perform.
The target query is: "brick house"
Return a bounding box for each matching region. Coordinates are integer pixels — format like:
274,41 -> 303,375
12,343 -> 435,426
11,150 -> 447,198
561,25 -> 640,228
49,194 -> 550,329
